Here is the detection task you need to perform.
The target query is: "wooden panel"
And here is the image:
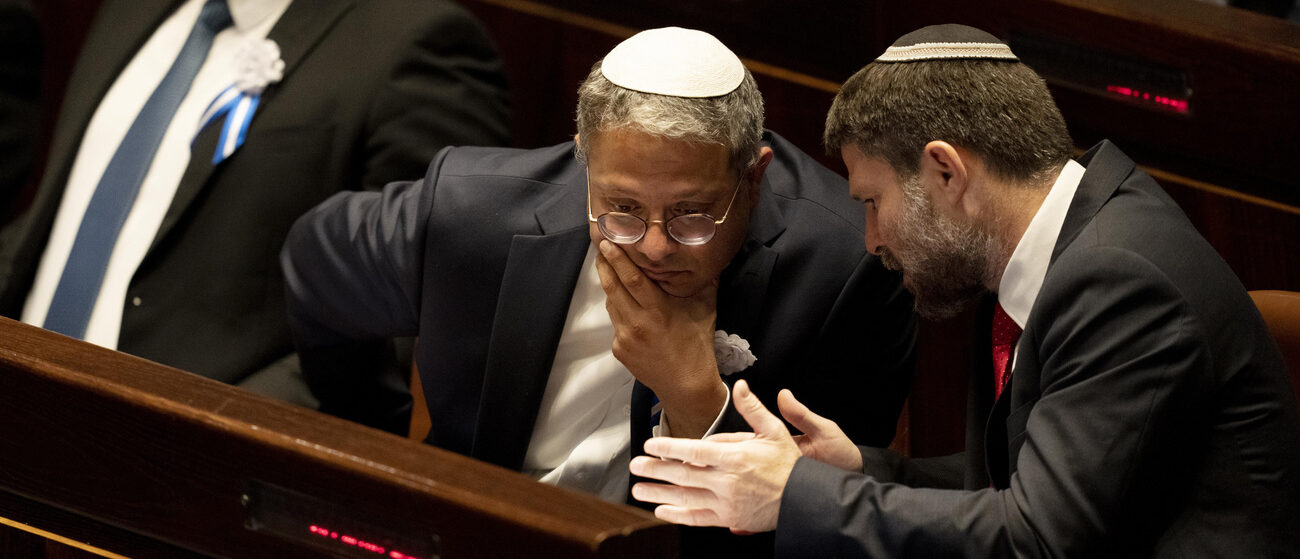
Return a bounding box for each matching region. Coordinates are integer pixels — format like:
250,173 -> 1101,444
0,523 -> 46,558
521,0 -> 880,86
461,0 -> 847,170
876,0 -> 1300,206
0,317 -> 675,558
1,490 -> 203,558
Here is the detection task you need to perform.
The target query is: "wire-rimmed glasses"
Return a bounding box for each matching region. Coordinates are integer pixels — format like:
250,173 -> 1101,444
586,169 -> 745,246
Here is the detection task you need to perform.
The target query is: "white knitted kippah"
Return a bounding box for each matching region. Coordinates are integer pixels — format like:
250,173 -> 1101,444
601,27 -> 745,98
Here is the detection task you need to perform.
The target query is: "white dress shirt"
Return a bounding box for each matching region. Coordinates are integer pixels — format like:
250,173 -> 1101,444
524,246 -> 637,502
524,245 -> 729,502
997,159 -> 1087,366
22,0 -> 291,348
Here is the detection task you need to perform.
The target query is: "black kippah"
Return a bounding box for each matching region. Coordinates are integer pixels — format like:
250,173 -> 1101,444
877,24 -> 1017,63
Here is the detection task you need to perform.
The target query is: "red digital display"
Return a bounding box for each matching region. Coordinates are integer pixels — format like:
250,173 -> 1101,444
1106,85 -> 1189,114
309,524 -> 416,559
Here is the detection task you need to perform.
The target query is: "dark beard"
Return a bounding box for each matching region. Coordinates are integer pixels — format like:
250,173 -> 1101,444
889,177 -> 993,321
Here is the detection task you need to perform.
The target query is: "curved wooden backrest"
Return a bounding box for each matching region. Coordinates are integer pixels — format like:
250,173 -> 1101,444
409,357 -> 432,442
1250,290 -> 1300,404
0,317 -> 673,558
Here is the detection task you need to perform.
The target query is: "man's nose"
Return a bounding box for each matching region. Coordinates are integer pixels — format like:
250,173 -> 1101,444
863,220 -> 884,255
636,220 -> 677,262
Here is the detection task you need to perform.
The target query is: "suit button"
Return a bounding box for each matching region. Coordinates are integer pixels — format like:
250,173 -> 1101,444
132,297 -> 142,307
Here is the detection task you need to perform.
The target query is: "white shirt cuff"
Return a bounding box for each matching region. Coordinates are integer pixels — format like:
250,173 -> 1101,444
652,385 -> 732,438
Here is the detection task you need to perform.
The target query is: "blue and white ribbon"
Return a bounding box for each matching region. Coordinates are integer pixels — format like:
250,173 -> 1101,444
195,84 -> 260,165
650,394 -> 663,424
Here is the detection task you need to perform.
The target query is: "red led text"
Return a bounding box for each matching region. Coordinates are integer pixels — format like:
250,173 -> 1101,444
1106,85 -> 1189,113
308,524 -> 416,559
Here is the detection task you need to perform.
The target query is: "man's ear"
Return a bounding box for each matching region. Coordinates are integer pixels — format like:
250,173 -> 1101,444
574,133 -> 581,149
921,140 -> 969,210
746,147 -> 774,209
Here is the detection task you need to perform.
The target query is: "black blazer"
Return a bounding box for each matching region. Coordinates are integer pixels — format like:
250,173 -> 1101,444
0,0 -> 510,401
284,131 -> 917,556
776,141 -> 1300,558
283,130 -> 916,468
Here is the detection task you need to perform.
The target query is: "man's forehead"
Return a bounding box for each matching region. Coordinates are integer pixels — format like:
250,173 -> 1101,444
589,173 -> 727,200
586,128 -> 727,157
586,131 -> 732,186
844,150 -> 901,193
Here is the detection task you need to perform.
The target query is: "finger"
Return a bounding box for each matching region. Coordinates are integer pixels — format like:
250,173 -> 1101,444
594,248 -> 635,318
640,438 -> 728,469
653,505 -> 727,528
631,481 -> 717,509
704,432 -> 757,443
629,454 -> 719,488
777,388 -> 837,437
598,239 -> 660,307
733,380 -> 792,441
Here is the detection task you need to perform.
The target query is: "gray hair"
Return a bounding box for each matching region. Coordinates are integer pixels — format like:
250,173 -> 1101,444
575,60 -> 765,176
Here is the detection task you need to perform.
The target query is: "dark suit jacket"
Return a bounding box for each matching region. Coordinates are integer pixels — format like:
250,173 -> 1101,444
0,0 -> 509,403
0,0 -> 40,218
776,141 -> 1300,558
283,132 -> 916,551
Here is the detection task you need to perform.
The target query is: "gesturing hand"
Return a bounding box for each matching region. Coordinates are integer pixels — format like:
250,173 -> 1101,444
629,380 -> 800,534
595,240 -> 727,438
691,389 -> 862,472
779,388 -> 863,472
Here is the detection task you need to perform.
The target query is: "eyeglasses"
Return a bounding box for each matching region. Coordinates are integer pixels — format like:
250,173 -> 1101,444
586,169 -> 746,246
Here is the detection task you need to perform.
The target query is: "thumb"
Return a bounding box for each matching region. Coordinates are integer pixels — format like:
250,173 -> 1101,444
733,380 -> 789,441
777,388 -> 834,437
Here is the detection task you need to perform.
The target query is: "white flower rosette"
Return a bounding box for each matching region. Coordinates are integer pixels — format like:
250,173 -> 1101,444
198,39 -> 285,165
233,39 -> 285,94
713,330 -> 756,375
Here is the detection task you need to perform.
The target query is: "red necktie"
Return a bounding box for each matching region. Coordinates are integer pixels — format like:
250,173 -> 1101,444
991,302 -> 1022,400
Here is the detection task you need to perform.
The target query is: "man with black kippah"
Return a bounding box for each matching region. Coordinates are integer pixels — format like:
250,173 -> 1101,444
630,24 -> 1300,558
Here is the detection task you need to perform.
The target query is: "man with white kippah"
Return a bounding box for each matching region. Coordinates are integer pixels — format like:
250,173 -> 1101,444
282,26 -> 915,556
629,24 -> 1300,557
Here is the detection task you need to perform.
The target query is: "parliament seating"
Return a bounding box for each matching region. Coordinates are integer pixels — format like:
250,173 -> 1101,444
1250,290 -> 1300,404
0,317 -> 674,558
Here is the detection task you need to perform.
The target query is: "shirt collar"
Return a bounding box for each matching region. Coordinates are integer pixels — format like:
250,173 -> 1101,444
996,159 -> 1087,329
228,0 -> 292,31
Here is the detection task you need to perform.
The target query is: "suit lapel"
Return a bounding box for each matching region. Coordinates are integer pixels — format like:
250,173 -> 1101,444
979,142 -> 1132,487
471,174 -> 590,470
716,175 -> 786,338
965,296 -> 995,489
151,0 -> 356,254
1051,140 -> 1131,265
